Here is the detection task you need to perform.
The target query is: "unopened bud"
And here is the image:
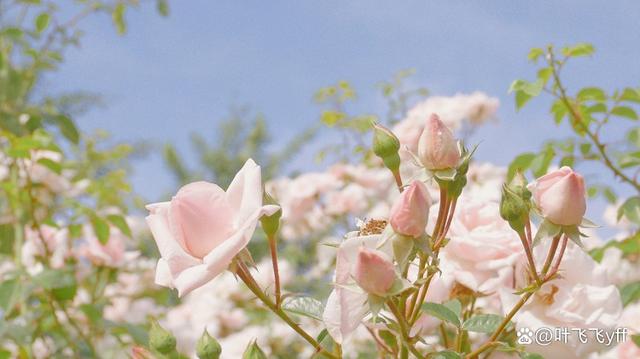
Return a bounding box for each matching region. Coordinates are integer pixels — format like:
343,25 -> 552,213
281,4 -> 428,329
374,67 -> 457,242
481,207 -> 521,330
417,114 -> 461,170
509,171 -> 532,201
500,185 -> 528,233
196,329 -> 222,359
149,319 -> 176,354
260,191 -> 282,237
242,340 -> 267,359
372,123 -> 401,172
389,180 -> 431,238
352,247 -> 396,297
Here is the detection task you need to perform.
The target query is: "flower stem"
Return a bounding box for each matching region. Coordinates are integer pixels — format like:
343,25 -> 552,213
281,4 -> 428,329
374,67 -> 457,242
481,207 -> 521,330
387,300 -> 425,359
517,230 -> 541,286
267,233 -> 282,308
235,262 -> 337,359
393,170 -> 404,193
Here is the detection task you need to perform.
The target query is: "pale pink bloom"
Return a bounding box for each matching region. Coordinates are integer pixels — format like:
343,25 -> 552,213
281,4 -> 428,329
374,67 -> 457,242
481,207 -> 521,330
21,225 -> 69,274
417,114 -> 461,170
389,180 -> 431,237
78,225 -> 128,267
325,183 -> 368,216
146,159 -> 279,296
440,199 -> 523,293
393,92 -> 499,151
323,232 -> 393,343
26,150 -> 71,193
500,241 -> 622,358
352,247 -> 395,296
616,340 -> 640,359
527,166 -> 586,226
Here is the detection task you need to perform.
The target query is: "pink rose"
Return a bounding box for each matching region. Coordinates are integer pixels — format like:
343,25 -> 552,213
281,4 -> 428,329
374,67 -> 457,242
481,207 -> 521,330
440,199 -> 523,293
389,180 -> 431,238
146,159 -> 279,296
322,232 -> 393,343
417,114 -> 461,170
78,225 -> 127,267
352,247 -> 396,296
527,166 -> 586,226
500,241 -> 622,358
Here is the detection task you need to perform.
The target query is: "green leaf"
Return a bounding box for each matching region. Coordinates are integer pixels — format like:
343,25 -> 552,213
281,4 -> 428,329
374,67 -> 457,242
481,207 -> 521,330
36,157 -> 62,174
462,314 -> 509,333
320,110 -> 346,127
527,48 -> 544,62
620,88 -> 640,104
509,79 -> 543,110
532,219 -> 562,247
618,197 -> 640,224
106,214 -> 132,237
0,279 -> 20,312
34,269 -> 77,300
112,3 -> 127,35
421,302 -> 461,327
562,43 -> 595,58
632,334 -> 640,348
508,153 -> 536,180
443,299 -> 462,319
35,13 -> 50,33
91,216 -> 111,245
621,282 -> 640,307
156,0 -> 169,16
55,115 -> 80,144
577,87 -> 606,102
611,106 -> 638,121
282,296 -> 323,321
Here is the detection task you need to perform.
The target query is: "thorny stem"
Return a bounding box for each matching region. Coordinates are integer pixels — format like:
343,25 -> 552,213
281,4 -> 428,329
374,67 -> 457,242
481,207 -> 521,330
547,48 -> 640,193
235,261 -> 338,359
267,234 -> 282,308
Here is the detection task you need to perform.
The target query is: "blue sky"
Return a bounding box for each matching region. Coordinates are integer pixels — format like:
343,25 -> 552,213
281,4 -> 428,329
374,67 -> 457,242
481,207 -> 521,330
49,1 -> 640,223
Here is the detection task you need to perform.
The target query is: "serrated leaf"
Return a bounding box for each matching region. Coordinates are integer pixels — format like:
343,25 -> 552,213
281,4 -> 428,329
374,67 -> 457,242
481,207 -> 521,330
36,158 -> 62,174
156,0 -> 169,16
421,302 -> 460,327
462,314 -> 509,333
282,296 -> 323,321
508,152 -> 536,180
443,299 -> 462,319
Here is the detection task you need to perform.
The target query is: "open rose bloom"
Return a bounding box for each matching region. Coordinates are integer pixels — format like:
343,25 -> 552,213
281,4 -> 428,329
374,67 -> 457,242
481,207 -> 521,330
146,159 -> 279,296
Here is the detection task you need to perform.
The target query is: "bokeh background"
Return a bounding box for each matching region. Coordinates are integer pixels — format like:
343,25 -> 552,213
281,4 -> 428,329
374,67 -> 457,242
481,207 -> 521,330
49,1 -> 640,205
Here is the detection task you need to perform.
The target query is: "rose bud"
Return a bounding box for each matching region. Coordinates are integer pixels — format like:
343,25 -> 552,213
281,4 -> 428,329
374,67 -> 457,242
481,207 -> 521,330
196,329 -> 222,359
372,123 -> 401,172
417,114 -> 461,170
352,247 -> 396,296
389,180 -> 431,238
527,166 -> 586,226
149,319 -> 176,354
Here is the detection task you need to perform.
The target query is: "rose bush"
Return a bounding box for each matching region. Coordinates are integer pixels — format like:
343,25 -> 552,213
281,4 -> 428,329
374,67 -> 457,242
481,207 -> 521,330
0,3 -> 637,356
